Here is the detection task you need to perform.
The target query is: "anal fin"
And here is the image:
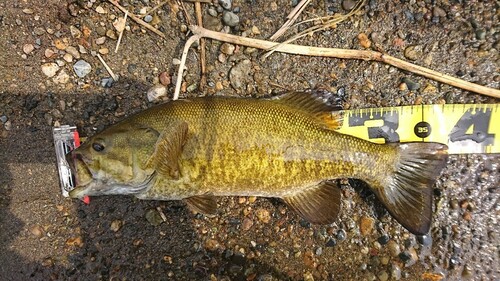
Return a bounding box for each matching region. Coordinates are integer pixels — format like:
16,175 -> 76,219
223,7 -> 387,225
283,181 -> 342,224
185,195 -> 218,216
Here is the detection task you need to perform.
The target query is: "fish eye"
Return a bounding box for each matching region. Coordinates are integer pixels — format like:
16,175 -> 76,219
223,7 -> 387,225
92,142 -> 105,152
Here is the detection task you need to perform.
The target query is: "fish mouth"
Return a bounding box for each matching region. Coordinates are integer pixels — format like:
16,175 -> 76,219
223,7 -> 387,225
66,152 -> 95,199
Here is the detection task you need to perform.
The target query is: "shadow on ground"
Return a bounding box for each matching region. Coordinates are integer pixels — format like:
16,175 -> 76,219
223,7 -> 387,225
0,79 -> 289,280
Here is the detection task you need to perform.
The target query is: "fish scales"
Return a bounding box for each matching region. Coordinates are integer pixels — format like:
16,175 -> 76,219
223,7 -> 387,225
127,97 -> 393,198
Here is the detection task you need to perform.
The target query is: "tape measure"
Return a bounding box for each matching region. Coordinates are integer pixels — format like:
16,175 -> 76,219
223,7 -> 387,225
336,104 -> 500,154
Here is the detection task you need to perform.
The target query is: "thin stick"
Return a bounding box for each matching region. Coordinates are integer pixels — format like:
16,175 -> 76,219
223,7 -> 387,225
194,1 -> 206,90
108,0 -> 166,38
269,0 -> 311,41
142,0 -> 168,18
97,54 -> 119,81
189,26 -> 500,98
178,0 -> 193,26
174,35 -> 201,100
115,10 -> 128,53
265,0 -> 365,58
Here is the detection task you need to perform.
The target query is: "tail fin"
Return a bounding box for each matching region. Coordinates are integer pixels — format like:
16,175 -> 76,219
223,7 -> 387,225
373,143 -> 448,235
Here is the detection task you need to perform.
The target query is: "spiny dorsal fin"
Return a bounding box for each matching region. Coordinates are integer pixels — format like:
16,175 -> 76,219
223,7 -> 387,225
147,120 -> 189,179
372,142 -> 448,235
274,91 -> 343,130
283,181 -> 342,224
184,195 -> 217,215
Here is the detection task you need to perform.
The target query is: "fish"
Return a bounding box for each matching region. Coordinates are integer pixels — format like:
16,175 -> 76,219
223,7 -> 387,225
67,92 -> 448,235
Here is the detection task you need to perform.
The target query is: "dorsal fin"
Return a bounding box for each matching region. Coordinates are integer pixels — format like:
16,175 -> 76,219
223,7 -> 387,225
274,91 -> 344,130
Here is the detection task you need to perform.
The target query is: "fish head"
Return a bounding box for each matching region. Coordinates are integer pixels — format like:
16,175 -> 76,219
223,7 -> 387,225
67,124 -> 160,198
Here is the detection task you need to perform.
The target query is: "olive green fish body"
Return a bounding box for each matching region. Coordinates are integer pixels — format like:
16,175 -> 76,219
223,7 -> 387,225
129,98 -> 391,199
68,93 -> 448,235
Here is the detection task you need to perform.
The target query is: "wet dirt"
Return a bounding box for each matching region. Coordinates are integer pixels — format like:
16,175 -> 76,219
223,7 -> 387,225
0,0 -> 499,280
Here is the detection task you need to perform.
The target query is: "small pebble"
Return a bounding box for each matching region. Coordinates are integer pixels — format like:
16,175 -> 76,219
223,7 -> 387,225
0,116 -> 7,123
378,235 -> 390,245
73,60 -> 92,78
315,247 -> 323,256
147,84 -> 167,102
219,0 -> 232,10
41,63 -> 60,78
63,53 -> 73,62
106,30 -> 117,40
144,15 -> 153,23
22,8 -> 34,14
255,208 -> 271,223
204,239 -> 220,251
220,43 -> 235,55
387,240 -> 401,257
242,217 -> 253,231
95,37 -> 106,45
357,33 -> 371,49
30,225 -> 44,238
54,39 -> 68,50
65,46 -> 80,59
208,8 -> 218,17
404,45 -> 422,61
44,48 -> 56,58
336,229 -> 347,241
95,6 -> 106,14
378,271 -> 389,281
110,220 -> 123,232
70,26 -> 82,38
159,72 -> 171,86
326,238 -> 337,247
222,11 -> 239,27
4,121 -> 12,131
359,216 -> 374,236
23,44 -> 34,55
53,70 -> 70,84
145,209 -> 163,226
475,29 -> 486,40
101,77 -> 114,88
342,0 -> 356,10
402,77 -> 420,91
98,48 -> 109,55
416,234 -> 432,246
391,265 -> 402,280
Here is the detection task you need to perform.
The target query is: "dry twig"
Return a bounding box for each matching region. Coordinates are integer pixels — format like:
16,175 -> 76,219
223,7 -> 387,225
97,54 -> 119,81
183,25 -> 500,99
174,35 -> 201,100
114,10 -> 128,53
265,0 -> 365,58
108,0 -> 166,38
270,0 -> 312,41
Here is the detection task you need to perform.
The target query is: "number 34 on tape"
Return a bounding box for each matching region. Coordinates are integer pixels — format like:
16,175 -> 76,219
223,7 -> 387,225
336,104 -> 499,154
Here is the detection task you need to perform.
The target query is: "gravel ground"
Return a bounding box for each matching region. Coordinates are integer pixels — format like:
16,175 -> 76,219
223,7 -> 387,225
0,0 -> 499,280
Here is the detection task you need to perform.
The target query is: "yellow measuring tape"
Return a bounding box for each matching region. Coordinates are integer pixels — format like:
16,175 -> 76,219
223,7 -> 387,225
336,104 -> 499,154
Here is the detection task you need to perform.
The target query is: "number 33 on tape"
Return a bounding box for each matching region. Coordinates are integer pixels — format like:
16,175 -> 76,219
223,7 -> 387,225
335,104 -> 499,154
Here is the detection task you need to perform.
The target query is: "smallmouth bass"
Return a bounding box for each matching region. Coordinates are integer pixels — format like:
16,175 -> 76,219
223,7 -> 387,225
67,92 -> 448,235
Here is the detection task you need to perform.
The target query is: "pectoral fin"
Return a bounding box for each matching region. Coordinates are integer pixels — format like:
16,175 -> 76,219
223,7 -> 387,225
283,181 -> 342,224
147,120 -> 189,179
185,195 -> 218,216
